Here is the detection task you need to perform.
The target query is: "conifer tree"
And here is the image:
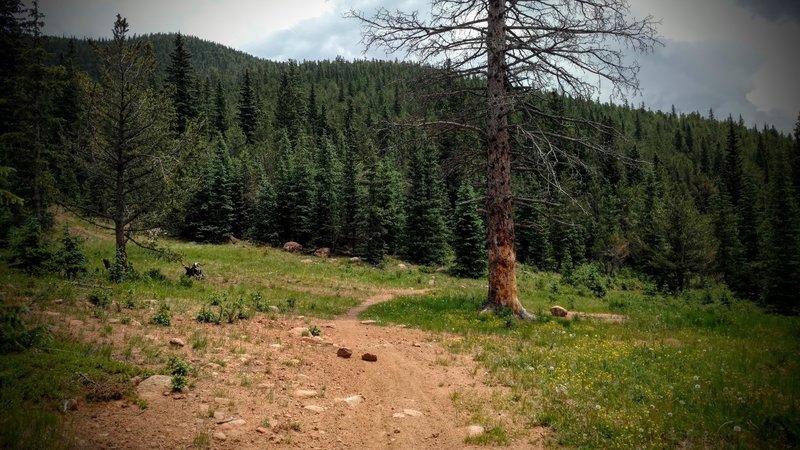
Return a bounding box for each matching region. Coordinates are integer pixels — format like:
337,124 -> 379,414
356,147 -> 388,264
452,181 -> 486,278
314,134 -> 342,248
375,156 -> 406,255
761,159 -> 800,314
184,137 -> 233,243
212,79 -> 227,136
275,130 -> 295,242
290,133 -> 317,244
165,32 -> 197,135
404,145 -> 450,266
275,62 -> 306,141
236,69 -> 257,144
248,174 -> 278,245
339,132 -> 360,250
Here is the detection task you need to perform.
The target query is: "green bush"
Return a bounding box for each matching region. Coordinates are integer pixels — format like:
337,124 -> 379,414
309,325 -> 321,337
7,217 -> 51,274
567,263 -> 608,297
196,304 -> 218,324
54,227 -> 87,279
0,305 -> 51,353
88,291 -> 112,308
167,356 -> 191,391
150,302 -> 171,326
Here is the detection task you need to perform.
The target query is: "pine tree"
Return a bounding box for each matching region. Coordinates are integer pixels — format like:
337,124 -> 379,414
290,133 -> 317,244
212,79 -> 227,136
714,189 -> 745,292
184,137 -> 233,242
452,181 -> 486,278
275,130 -> 295,242
236,69 -> 257,144
723,117 -> 744,207
761,159 -> 800,314
248,174 -> 278,245
356,147 -> 388,264
275,62 -> 306,141
165,32 -> 196,135
339,131 -> 360,250
314,134 -> 342,248
376,156 -> 405,255
404,145 -> 450,266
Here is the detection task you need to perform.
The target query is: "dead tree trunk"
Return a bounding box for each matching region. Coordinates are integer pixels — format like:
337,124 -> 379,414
484,0 -> 535,320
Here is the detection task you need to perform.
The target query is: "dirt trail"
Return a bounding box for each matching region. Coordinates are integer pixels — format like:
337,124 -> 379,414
58,289 -> 543,449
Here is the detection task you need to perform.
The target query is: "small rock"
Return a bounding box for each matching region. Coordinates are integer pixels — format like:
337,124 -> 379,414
213,432 -> 227,441
53,299 -> 63,304
360,320 -> 377,325
392,412 -> 406,418
214,397 -> 228,404
136,375 -> 172,399
412,342 -> 422,347
349,257 -> 361,262
283,241 -> 303,253
293,389 -> 318,399
256,427 -> 269,434
435,266 -> 448,273
169,338 -> 185,347
289,327 -> 309,337
403,409 -> 424,417
269,305 -> 280,313
336,347 -> 353,359
313,247 -> 330,258
221,419 -> 247,430
465,425 -> 485,438
335,395 -> 364,407
64,398 -> 78,412
301,259 -> 313,264
213,411 -> 225,420
550,305 -> 569,317
304,405 -> 325,413
361,353 -> 378,362
269,343 -> 283,349
396,263 -> 407,270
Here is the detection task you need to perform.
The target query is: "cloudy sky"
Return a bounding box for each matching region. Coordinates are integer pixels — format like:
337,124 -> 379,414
36,0 -> 799,132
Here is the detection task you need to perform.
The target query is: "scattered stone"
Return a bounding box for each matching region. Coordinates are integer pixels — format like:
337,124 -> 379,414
402,409 -> 424,417
304,405 -> 325,413
335,395 -> 364,407
392,412 -> 406,418
283,241 -> 303,253
172,393 -> 185,400
349,257 -> 361,262
550,305 -> 569,317
169,338 -> 186,347
269,305 -> 280,313
289,327 -> 309,337
256,427 -> 269,434
207,362 -> 222,370
221,419 -> 247,430
301,259 -> 313,264
136,375 -> 172,399
412,343 -> 422,348
465,425 -> 485,438
428,278 -> 435,286
336,347 -> 353,359
313,247 -> 330,258
361,353 -> 378,362
396,263 -> 407,270
64,398 -> 78,412
43,311 -> 60,317
360,320 -> 377,325
435,266 -> 448,273
293,389 -> 318,399
213,432 -> 227,441
53,299 -> 63,304
214,397 -> 228,404
213,411 -> 225,420
269,343 -> 283,349
256,383 -> 273,390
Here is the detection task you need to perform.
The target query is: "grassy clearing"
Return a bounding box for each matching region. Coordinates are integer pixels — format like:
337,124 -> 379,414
363,286 -> 800,449
0,324 -> 146,449
2,217 -> 798,448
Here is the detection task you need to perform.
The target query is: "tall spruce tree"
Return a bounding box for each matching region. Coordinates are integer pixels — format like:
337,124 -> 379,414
248,174 -> 278,245
404,145 -> 449,266
212,79 -> 227,136
184,137 -> 233,243
452,181 -> 486,278
165,32 -> 196,135
314,134 -> 342,248
237,69 -> 257,144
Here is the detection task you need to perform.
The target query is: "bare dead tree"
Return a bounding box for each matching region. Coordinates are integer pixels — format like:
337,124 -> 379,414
349,0 -> 659,319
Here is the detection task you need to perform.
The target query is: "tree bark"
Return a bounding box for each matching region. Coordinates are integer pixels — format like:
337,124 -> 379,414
485,0 -> 535,320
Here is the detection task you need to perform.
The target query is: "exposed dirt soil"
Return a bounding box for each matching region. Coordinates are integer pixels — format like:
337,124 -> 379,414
37,291 -> 547,449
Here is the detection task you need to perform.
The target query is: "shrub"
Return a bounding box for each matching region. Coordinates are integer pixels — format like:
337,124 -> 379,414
7,217 -> 51,274
0,305 -> 51,353
88,291 -> 112,308
150,302 -> 171,326
167,356 -> 191,391
309,325 -> 321,337
196,304 -> 218,324
145,268 -> 167,282
567,263 -> 608,298
54,227 -> 87,279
